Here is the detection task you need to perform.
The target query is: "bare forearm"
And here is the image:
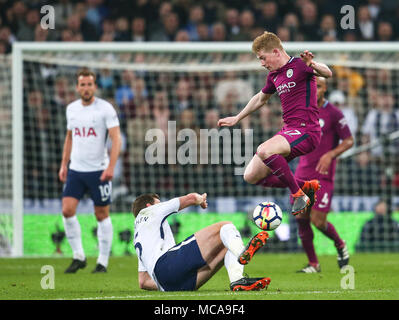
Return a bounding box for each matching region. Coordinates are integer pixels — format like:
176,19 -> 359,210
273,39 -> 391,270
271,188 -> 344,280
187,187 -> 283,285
237,92 -> 269,121
108,134 -> 121,169
61,134 -> 72,167
310,61 -> 332,78
332,137 -> 354,158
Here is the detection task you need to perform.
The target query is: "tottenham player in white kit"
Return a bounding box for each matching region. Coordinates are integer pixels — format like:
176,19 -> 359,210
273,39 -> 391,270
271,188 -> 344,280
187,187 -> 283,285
59,69 -> 121,273
133,193 -> 271,292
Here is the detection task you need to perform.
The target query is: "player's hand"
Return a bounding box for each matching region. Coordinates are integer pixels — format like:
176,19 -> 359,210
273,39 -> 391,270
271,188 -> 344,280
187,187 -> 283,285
194,193 -> 208,209
316,152 -> 333,175
218,116 -> 239,127
58,165 -> 68,182
100,167 -> 114,181
300,50 -> 314,67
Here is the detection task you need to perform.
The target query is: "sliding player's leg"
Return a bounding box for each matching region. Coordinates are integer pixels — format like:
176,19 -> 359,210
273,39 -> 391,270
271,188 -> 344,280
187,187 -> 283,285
195,222 -> 270,291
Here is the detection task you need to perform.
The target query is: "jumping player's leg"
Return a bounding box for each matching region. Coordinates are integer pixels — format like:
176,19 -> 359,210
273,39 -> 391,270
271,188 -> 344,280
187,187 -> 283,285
244,134 -> 310,215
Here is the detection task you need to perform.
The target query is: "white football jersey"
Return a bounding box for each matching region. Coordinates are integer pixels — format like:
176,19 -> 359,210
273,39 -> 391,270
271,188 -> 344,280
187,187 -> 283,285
133,198 -> 180,286
66,97 -> 119,172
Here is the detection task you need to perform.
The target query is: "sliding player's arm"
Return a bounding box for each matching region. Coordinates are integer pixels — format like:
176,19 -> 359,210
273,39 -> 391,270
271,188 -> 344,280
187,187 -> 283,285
179,193 -> 208,210
300,50 -> 332,78
59,130 -> 72,182
316,136 -> 354,174
218,91 -> 272,127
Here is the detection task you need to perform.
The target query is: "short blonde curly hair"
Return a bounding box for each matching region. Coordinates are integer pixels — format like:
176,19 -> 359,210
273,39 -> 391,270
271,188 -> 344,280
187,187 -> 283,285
252,31 -> 284,54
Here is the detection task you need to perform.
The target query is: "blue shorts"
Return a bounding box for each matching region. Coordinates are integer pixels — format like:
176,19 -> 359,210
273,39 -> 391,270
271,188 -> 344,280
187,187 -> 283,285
153,235 -> 207,291
62,169 -> 112,206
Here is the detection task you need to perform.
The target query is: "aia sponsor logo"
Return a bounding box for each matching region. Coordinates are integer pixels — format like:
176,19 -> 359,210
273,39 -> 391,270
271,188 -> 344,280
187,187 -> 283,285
74,127 -> 97,137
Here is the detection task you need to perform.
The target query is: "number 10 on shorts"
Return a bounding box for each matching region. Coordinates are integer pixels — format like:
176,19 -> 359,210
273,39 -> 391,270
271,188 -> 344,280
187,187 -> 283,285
99,182 -> 112,202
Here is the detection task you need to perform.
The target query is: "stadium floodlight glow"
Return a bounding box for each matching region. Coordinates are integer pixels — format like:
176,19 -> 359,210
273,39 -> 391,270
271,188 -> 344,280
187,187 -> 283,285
10,41 -> 399,257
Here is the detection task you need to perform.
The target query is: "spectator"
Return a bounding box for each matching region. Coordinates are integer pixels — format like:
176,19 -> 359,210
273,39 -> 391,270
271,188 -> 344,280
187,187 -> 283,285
214,71 -> 254,112
114,17 -> 130,41
224,8 -> 240,40
150,12 -> 180,41
67,13 -> 98,41
184,5 -> 205,41
356,5 -> 375,40
204,109 -> 220,129
54,0 -> 75,29
299,1 -> 320,41
16,8 -> 39,41
211,22 -> 227,41
376,21 -> 395,41
0,26 -> 14,53
361,90 -> 399,157
131,16 -> 147,41
367,0 -> 382,20
172,78 -> 193,115
85,0 -> 108,34
318,14 -> 338,41
276,26 -> 291,42
328,90 -> 358,139
152,91 -> 171,136
282,12 -> 302,41
234,10 -> 255,41
196,23 -> 210,41
257,1 -> 280,33
101,18 -> 116,41
356,199 -> 399,252
126,99 -> 155,164
175,30 -> 190,42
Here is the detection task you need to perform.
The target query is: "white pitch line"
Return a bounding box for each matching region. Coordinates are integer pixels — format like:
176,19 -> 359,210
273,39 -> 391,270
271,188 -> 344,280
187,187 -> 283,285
62,289 -> 396,300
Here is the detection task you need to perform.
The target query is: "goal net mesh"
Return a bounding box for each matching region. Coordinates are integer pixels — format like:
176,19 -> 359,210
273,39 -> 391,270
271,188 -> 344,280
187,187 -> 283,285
4,45 -> 399,256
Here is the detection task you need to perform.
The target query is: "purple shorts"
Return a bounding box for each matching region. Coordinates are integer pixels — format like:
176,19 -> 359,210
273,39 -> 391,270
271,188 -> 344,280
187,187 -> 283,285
276,126 -> 321,162
289,179 -> 333,213
313,179 -> 333,213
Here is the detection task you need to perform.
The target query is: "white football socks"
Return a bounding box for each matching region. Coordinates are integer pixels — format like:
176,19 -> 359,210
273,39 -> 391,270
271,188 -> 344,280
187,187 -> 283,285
220,223 -> 245,283
63,215 -> 85,261
96,216 -> 113,268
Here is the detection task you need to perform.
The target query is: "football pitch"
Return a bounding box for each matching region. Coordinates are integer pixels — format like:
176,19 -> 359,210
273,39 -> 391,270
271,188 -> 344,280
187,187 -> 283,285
1,253 -> 398,300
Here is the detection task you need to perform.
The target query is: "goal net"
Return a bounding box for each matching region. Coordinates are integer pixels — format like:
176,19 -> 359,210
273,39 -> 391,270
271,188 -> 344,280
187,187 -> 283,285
5,42 -> 399,257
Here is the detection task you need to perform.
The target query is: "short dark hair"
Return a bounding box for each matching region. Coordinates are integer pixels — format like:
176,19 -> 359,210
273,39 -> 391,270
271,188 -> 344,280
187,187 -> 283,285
132,193 -> 160,217
76,68 -> 97,84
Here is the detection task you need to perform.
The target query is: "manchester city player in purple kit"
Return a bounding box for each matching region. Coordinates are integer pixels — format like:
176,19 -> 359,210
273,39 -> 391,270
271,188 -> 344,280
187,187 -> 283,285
218,31 -> 332,215
295,77 -> 354,273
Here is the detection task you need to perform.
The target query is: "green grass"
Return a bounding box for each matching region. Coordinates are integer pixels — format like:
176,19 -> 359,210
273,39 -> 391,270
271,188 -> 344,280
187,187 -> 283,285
1,253 -> 398,300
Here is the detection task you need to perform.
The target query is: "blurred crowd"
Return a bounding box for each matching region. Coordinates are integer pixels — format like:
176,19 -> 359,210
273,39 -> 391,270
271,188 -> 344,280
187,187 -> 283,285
22,62 -> 399,204
1,0 -> 399,53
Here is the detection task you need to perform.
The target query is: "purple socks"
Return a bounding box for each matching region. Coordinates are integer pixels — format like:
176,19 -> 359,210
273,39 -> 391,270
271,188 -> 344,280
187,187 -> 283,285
258,154 -> 304,194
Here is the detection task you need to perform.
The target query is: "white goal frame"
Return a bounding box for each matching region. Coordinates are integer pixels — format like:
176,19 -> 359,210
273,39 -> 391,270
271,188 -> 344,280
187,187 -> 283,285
11,41 -> 399,256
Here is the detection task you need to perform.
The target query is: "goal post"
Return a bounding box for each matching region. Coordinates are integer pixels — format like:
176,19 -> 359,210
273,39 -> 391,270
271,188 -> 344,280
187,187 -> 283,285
10,41 -> 399,257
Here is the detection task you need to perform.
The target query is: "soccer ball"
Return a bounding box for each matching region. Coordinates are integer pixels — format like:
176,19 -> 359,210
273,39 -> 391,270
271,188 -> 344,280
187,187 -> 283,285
252,201 -> 283,231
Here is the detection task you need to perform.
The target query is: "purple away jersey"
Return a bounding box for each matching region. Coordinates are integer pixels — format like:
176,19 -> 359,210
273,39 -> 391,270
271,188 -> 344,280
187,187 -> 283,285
295,101 -> 352,182
262,57 -> 319,131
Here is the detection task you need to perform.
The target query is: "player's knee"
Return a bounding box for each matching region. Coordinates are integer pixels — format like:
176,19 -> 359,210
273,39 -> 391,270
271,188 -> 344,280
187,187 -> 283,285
243,171 -> 257,184
62,207 -> 75,218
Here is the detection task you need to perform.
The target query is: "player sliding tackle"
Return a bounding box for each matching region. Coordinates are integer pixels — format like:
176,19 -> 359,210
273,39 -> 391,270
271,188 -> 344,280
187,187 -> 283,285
133,192 -> 270,291
218,31 -> 332,215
